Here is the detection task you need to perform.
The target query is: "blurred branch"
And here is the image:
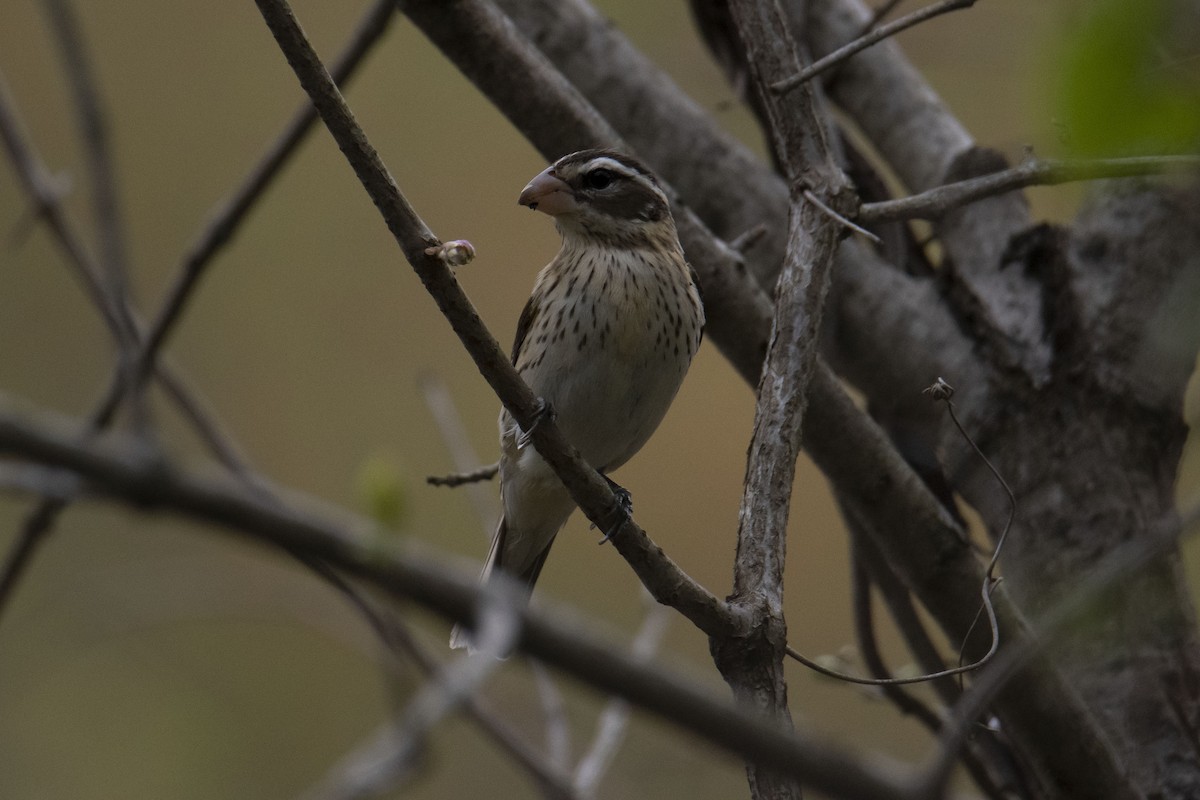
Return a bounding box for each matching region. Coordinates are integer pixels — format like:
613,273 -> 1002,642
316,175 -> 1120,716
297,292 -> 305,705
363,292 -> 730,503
418,372 -> 574,777
859,154 -> 1200,223
301,581 -> 525,800
418,373 -> 499,530
573,597 -> 671,796
121,0 -> 397,408
0,74 -> 125,338
532,660 -> 575,776
0,72 -> 261,620
41,0 -> 155,434
302,558 -> 579,799
254,0 -> 737,640
42,0 -> 131,313
0,400 -> 913,800
849,551 -> 943,730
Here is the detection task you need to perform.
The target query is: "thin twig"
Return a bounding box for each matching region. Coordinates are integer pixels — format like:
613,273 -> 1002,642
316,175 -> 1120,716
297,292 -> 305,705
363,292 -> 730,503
916,501 -> 1200,798
772,0 -> 975,94
803,188 -> 880,244
425,464 -> 498,487
419,373 -> 500,530
786,379 -> 1012,687
849,550 -> 943,729
298,579 -> 525,800
859,154 -> 1200,223
42,0 -> 131,309
573,597 -> 671,796
925,378 -> 1014,584
0,74 -> 125,339
728,223 -> 769,254
107,0 -> 398,413
418,373 -> 573,775
41,0 -> 155,435
0,0 -> 393,629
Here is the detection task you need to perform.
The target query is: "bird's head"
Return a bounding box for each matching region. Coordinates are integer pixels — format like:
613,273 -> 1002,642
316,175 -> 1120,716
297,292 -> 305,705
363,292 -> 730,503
518,149 -> 676,247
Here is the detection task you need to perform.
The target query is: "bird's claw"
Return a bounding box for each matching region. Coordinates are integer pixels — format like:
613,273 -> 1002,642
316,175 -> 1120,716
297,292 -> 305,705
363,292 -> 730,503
596,477 -> 633,545
516,398 -> 555,450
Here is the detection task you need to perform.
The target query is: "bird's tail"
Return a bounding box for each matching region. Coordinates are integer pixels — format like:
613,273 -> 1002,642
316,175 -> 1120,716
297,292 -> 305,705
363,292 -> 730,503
449,516 -> 555,653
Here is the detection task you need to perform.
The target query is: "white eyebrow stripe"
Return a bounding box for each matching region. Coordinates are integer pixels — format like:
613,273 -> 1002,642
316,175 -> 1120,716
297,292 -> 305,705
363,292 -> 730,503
580,157 -> 643,179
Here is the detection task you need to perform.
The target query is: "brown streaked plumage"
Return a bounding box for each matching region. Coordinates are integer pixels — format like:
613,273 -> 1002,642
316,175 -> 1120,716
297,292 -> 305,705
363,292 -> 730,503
450,149 -> 704,652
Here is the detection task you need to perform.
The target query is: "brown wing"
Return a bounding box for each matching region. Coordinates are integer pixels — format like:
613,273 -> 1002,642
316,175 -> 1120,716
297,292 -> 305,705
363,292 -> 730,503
688,262 -> 706,345
511,294 -> 538,367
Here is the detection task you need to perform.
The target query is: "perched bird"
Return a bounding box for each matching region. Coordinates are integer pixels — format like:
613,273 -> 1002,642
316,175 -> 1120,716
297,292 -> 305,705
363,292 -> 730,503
450,149 -> 704,650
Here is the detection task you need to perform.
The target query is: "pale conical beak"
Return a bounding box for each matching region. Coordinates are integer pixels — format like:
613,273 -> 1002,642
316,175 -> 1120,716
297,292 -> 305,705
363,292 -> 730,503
518,168 -> 577,216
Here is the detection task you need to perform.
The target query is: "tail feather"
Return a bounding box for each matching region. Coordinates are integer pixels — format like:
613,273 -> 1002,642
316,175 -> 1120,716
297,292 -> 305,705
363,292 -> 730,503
449,517 -> 555,653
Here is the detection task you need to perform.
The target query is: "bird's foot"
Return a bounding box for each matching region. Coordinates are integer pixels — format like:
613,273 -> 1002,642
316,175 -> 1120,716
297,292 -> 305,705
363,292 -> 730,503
516,398 -> 555,450
597,477 -> 633,545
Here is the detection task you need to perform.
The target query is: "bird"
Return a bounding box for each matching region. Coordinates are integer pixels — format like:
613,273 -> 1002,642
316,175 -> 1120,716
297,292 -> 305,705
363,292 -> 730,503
450,149 -> 705,651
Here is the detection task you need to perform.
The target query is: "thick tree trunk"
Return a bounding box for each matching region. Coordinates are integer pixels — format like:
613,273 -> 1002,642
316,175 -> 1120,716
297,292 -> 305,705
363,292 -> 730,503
945,182 -> 1200,798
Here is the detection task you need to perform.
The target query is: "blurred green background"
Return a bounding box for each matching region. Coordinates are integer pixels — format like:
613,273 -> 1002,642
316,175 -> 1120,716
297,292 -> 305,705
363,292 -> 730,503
1,1 -> 1197,798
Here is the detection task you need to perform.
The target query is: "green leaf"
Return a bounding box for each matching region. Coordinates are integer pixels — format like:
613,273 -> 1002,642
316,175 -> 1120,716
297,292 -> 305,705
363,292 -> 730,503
355,455 -> 408,531
1054,0 -> 1200,156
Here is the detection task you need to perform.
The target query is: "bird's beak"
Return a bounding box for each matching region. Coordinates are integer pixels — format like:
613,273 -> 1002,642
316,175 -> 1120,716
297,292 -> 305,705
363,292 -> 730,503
519,168 -> 577,216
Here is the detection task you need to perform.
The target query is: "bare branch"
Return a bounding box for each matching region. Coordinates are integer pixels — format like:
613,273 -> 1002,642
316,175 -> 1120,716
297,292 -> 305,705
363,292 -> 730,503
301,559 -> 578,799
0,401 -> 915,800
301,581 -> 525,800
419,374 -> 499,526
418,7 -> 1130,793
0,73 -> 266,617
425,465 -> 498,490
254,0 -> 736,638
859,154 -> 1200,223
113,0 -> 398,410
849,552 -> 942,730
717,2 -> 855,796
42,0 -> 131,310
573,597 -> 671,795
772,0 -> 975,94
532,661 -> 575,776
916,504 -> 1200,798
0,74 -> 126,340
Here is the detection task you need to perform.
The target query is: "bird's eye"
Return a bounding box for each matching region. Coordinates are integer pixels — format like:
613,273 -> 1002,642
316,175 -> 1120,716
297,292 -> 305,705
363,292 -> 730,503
582,169 -> 615,190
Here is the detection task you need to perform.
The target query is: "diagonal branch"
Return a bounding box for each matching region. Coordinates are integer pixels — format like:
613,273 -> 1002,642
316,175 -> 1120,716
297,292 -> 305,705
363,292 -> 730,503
0,400 -> 914,800
2,0 -> 394,622
771,0 -> 975,94
252,0 -> 736,640
0,71 -> 260,619
42,0 -> 131,313
97,0 -> 398,426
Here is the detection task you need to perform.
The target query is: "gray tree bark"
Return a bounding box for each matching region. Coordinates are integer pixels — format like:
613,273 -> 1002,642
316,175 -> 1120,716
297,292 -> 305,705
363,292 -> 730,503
496,0 -> 1200,797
